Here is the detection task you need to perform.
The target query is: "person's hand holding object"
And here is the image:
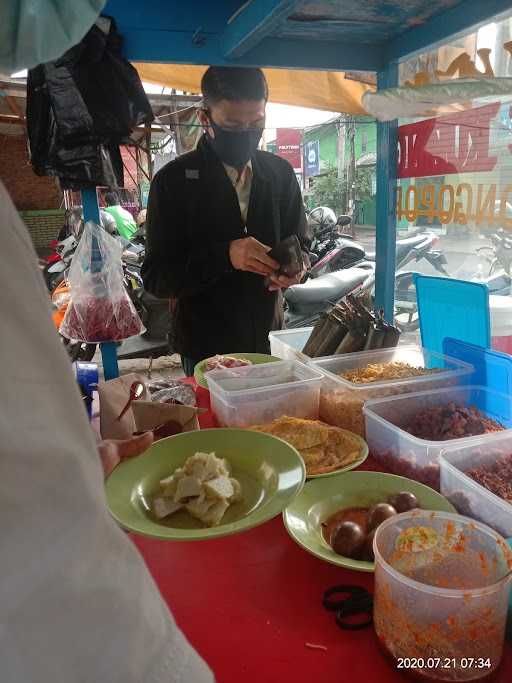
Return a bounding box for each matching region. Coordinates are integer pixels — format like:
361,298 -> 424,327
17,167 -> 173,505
229,237 -> 279,276
98,432 -> 154,478
267,271 -> 306,291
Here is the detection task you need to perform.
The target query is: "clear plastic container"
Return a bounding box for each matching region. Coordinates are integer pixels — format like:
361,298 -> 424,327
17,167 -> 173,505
268,327 -> 313,362
373,510 -> 512,681
440,432 -> 512,538
205,360 -> 323,428
312,345 -> 473,437
363,385 -> 512,490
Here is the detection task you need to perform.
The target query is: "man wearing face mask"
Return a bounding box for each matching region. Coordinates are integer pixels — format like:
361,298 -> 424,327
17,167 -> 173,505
142,66 -> 310,375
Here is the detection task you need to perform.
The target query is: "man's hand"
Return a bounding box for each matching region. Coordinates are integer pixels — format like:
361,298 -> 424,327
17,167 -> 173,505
267,270 -> 306,291
229,237 -> 279,277
98,432 -> 154,479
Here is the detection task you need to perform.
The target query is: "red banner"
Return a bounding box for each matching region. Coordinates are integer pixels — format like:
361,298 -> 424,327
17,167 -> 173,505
398,102 -> 500,179
276,128 -> 302,171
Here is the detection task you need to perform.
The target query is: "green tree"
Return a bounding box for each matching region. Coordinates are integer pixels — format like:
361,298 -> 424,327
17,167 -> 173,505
354,167 -> 373,201
310,164 -> 347,215
310,164 -> 373,215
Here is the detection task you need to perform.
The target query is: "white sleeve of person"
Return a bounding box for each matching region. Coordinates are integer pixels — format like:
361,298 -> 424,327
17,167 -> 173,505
0,180 -> 214,683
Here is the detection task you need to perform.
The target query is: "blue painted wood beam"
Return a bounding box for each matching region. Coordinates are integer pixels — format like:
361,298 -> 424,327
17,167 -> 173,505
223,0 -> 301,59
104,0 -> 241,33
240,37 -> 385,71
122,29 -> 384,71
81,188 -> 100,224
374,62 -> 398,323
387,0 -> 512,61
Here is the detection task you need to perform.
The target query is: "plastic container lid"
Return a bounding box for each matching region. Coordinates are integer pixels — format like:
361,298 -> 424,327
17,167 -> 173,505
443,338 -> 512,398
415,275 -> 490,354
268,327 -> 313,362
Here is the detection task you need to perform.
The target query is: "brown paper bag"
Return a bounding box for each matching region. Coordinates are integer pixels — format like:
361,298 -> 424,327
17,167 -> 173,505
98,373 -> 150,440
132,401 -> 200,438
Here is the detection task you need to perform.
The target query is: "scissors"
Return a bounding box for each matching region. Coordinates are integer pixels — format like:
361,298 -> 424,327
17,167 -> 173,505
322,585 -> 373,631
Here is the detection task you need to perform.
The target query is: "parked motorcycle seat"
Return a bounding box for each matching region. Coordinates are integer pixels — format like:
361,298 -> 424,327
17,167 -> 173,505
285,268 -> 369,306
365,234 -> 428,263
396,234 -> 428,261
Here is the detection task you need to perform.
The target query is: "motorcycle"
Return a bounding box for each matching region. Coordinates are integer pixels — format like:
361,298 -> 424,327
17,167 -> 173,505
307,207 -> 363,279
36,239 -> 61,269
476,228 -> 512,277
41,207 -> 125,293
41,234 -> 78,291
309,222 -> 366,280
392,268 -> 512,334
284,230 -> 449,329
393,228 -> 512,332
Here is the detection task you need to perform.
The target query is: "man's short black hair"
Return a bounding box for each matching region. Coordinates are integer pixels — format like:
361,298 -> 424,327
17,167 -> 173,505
105,191 -> 119,206
201,66 -> 268,106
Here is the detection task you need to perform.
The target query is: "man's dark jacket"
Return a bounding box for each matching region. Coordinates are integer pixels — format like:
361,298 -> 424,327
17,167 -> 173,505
141,135 -> 310,360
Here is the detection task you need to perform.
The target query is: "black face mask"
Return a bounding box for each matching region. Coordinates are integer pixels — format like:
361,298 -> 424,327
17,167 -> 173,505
206,119 -> 263,169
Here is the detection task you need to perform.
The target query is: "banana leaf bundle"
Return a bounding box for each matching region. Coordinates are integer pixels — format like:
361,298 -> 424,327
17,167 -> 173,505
304,295 -> 401,358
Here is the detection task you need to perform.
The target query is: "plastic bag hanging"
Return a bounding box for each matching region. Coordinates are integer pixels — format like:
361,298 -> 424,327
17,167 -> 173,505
60,222 -> 145,343
26,16 -> 153,189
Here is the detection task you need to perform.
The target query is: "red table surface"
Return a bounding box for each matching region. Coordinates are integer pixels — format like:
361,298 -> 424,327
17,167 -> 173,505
132,382 -> 512,683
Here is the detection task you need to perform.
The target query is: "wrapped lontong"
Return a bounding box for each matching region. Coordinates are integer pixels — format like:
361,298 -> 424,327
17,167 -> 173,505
313,310 -> 348,357
334,303 -> 368,354
363,309 -> 387,351
303,312 -> 330,356
382,321 -> 401,348
303,294 -> 401,358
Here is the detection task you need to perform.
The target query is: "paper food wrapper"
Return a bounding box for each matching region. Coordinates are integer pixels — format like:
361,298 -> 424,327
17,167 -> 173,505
132,401 -> 200,436
98,373 -> 150,440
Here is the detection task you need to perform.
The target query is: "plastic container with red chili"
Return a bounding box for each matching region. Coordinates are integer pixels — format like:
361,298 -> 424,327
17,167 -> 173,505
363,386 -> 512,491
440,431 -> 512,538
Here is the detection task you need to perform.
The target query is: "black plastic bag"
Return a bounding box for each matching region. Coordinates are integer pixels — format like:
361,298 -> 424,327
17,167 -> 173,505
57,17 -> 153,140
26,15 -> 153,189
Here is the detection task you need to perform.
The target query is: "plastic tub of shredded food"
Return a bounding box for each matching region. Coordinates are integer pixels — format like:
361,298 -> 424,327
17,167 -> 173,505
363,385 -> 512,490
373,510 -> 512,681
440,431 -> 512,538
312,345 -> 473,437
